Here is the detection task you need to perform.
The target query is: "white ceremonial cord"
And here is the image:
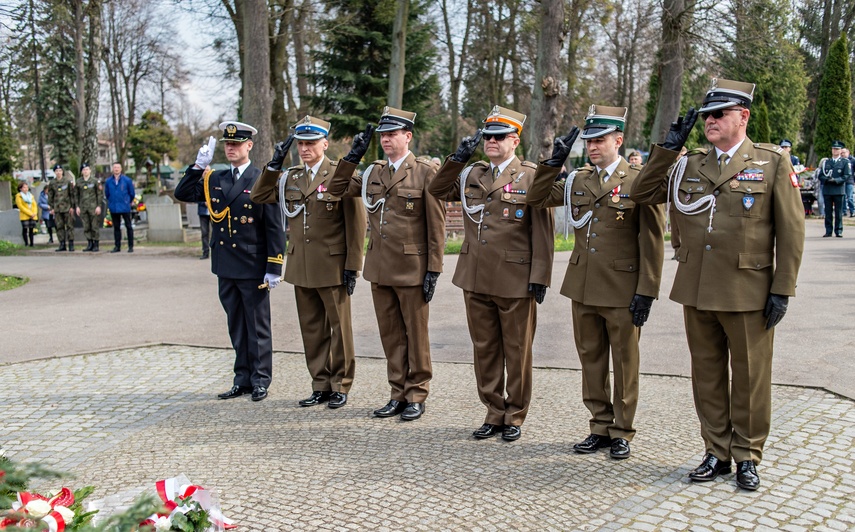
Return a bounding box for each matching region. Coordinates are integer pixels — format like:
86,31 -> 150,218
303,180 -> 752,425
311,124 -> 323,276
360,164 -> 385,229
459,165 -> 485,240
277,171 -> 306,231
562,170 -> 594,242
668,155 -> 717,232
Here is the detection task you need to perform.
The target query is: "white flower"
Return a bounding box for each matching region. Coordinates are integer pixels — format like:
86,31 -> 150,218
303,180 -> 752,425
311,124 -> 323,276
54,505 -> 75,523
24,499 -> 52,519
153,515 -> 172,531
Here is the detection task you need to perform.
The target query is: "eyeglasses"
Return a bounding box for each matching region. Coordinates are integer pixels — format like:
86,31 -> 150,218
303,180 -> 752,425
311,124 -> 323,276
483,133 -> 508,142
701,108 -> 743,120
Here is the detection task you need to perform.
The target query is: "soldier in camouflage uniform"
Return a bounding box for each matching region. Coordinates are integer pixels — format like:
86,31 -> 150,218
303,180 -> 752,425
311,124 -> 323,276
74,162 -> 104,252
47,164 -> 77,252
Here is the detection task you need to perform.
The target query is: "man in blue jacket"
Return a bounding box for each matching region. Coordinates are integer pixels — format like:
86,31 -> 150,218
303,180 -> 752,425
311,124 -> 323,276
175,121 -> 286,402
104,162 -> 136,252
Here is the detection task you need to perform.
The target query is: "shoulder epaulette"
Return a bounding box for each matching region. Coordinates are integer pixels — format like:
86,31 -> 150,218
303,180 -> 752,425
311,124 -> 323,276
371,159 -> 388,166
469,160 -> 489,168
687,147 -> 709,156
520,160 -> 537,169
754,143 -> 783,155
287,165 -> 303,172
416,157 -> 438,168
329,160 -> 338,167
629,163 -> 643,170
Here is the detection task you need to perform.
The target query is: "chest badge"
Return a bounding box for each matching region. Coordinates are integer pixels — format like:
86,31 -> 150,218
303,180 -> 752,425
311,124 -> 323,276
326,203 -> 334,211
240,216 -> 247,224
616,211 -> 625,221
742,195 -> 755,210
405,201 -> 414,211
502,208 -> 510,219
730,179 -> 739,189
515,209 -> 524,219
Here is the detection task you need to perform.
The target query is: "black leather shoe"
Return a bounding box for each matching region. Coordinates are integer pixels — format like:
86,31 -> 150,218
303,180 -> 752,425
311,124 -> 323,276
610,438 -> 631,459
299,391 -> 331,406
400,402 -> 424,420
251,386 -> 268,402
736,460 -> 760,490
217,385 -> 251,400
111,246 -> 121,253
573,433 -> 612,454
472,424 -> 502,439
823,234 -> 832,237
502,425 -> 522,441
328,392 -> 348,409
374,400 -> 407,418
688,453 -> 732,482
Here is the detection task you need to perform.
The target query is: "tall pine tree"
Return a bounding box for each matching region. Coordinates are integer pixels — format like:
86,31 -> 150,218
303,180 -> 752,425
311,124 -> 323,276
40,2 -> 78,169
309,0 -> 440,151
814,36 -> 854,156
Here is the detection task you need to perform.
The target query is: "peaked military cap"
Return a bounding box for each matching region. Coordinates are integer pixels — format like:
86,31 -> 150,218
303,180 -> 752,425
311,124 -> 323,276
293,115 -> 330,141
52,164 -> 62,171
699,78 -> 755,113
483,105 -> 526,135
218,121 -> 257,142
80,162 -> 90,170
581,105 -> 627,139
376,106 -> 416,132
779,139 -> 792,148
831,140 -> 846,149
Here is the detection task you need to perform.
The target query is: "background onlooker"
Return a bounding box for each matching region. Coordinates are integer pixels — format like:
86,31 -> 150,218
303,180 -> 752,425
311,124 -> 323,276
37,186 -> 55,243
198,200 -> 210,259
628,150 -> 643,165
15,182 -> 38,247
841,147 -> 854,218
104,162 -> 136,253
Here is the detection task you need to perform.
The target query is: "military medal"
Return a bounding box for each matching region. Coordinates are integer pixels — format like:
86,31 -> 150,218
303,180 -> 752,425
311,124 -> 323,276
572,206 -> 580,217
730,179 -> 739,189
611,195 -> 620,204
610,184 -> 621,203
503,193 -> 511,200
406,201 -> 414,210
317,192 -> 325,199
742,195 -> 755,210
616,211 -> 625,221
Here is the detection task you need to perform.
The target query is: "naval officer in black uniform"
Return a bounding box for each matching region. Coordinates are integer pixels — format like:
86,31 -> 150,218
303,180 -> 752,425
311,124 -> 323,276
175,121 -> 286,402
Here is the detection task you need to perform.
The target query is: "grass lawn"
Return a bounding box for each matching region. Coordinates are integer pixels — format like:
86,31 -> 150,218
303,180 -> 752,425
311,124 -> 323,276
0,240 -> 25,257
0,274 -> 28,291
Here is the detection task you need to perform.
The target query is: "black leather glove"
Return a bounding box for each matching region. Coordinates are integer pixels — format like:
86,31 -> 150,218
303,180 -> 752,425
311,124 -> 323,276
451,129 -> 483,163
529,283 -> 547,304
629,294 -> 655,327
423,271 -> 440,303
764,293 -> 788,329
267,134 -> 295,171
343,269 -> 357,296
543,126 -> 580,168
555,170 -> 568,182
662,108 -> 698,152
343,124 -> 376,164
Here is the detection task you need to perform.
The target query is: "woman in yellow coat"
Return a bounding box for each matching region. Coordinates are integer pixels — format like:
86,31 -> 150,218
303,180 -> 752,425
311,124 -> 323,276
15,182 -> 38,246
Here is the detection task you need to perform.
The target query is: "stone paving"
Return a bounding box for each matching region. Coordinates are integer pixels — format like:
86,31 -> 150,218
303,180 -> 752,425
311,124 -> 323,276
2,345 -> 854,531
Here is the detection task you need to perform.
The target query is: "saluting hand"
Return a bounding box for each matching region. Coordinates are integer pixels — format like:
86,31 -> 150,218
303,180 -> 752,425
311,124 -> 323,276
451,129 -> 483,163
662,108 -> 698,152
268,134 -> 295,171
543,126 -> 580,168
343,124 -> 376,164
195,136 -> 217,169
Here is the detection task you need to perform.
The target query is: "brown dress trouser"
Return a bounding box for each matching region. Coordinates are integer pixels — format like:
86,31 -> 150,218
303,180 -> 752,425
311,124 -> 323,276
684,306 -> 773,464
371,283 -> 432,403
572,301 -> 640,441
464,290 -> 536,427
295,284 -> 355,393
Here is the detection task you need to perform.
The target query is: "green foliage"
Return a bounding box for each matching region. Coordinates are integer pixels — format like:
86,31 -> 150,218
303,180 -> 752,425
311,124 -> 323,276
128,111 -> 178,185
0,240 -> 27,258
40,2 -> 78,167
0,108 -> 18,177
309,0 -> 441,147
719,0 -> 808,146
815,36 -> 854,155
642,61 -> 661,146
747,97 -> 771,143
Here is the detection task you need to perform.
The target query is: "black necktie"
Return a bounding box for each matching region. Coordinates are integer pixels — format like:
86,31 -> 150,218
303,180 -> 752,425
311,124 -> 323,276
232,167 -> 239,184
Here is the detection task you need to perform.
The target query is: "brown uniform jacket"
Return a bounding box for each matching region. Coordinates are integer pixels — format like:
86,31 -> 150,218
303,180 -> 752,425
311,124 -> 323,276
428,157 -> 554,299
527,158 -> 665,307
327,152 -> 445,286
630,141 -> 804,311
250,156 -> 366,288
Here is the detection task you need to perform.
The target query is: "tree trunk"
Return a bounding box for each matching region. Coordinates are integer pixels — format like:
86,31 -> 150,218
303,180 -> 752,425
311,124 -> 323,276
292,0 -> 311,118
441,0 -> 473,144
73,0 -> 86,166
526,0 -> 564,162
82,0 -> 102,167
388,0 -> 409,108
270,0 -> 293,142
242,0 -> 274,164
651,0 -> 690,145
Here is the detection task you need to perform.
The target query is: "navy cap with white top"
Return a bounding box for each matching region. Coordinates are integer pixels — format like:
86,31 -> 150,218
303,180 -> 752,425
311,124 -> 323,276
218,121 -> 257,143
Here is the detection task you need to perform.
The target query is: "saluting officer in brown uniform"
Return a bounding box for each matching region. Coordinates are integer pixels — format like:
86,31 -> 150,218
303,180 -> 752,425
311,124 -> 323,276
251,116 -> 366,409
428,106 -> 554,442
631,79 -> 805,490
327,107 -> 446,421
527,106 -> 665,458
